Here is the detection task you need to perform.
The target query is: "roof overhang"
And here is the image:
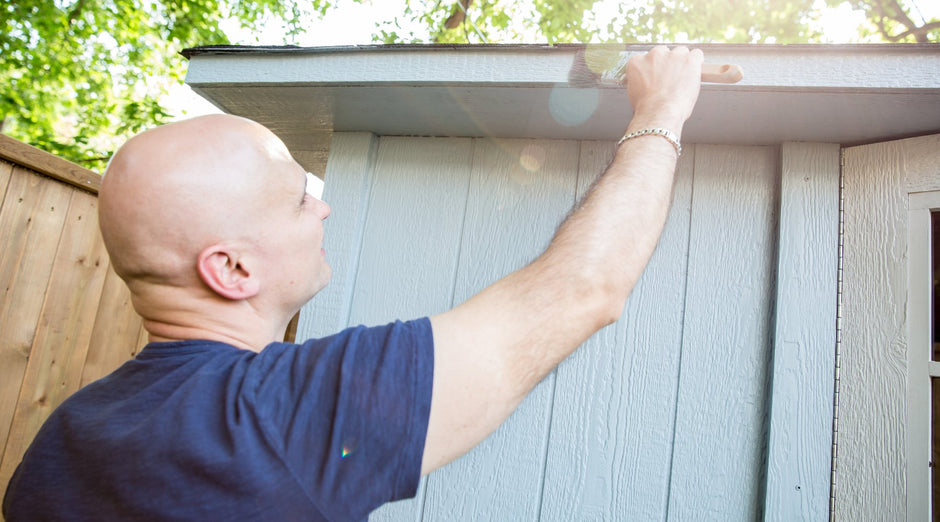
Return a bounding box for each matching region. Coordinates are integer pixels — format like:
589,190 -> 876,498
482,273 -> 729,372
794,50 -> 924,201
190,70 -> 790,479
184,44 -> 940,157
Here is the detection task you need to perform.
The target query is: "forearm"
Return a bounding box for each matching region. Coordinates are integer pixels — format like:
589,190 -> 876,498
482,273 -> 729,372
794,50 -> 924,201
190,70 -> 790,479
422,47 -> 702,474
545,110 -> 686,325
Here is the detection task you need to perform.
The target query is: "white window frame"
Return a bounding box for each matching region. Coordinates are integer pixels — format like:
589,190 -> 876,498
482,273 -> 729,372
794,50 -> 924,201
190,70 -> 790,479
908,191 -> 940,521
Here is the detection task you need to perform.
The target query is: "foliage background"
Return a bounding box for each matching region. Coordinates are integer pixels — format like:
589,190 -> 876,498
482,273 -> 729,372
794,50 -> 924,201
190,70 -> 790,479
2,0 -> 937,171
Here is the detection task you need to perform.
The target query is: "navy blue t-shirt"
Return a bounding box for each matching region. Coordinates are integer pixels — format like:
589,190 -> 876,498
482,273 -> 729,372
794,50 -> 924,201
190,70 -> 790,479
3,319 -> 434,521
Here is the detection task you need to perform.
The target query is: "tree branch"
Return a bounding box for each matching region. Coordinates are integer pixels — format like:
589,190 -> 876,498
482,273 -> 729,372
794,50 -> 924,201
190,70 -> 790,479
67,0 -> 88,24
444,0 -> 472,29
884,0 -> 917,32
866,0 -> 934,43
885,20 -> 940,42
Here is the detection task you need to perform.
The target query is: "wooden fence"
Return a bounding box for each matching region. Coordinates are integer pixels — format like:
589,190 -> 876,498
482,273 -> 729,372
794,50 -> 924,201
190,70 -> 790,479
0,135 -> 146,500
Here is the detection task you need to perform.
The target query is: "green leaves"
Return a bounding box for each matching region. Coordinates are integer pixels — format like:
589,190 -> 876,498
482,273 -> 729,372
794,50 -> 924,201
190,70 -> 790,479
0,0 -> 316,171
832,0 -> 940,42
4,0 -> 936,170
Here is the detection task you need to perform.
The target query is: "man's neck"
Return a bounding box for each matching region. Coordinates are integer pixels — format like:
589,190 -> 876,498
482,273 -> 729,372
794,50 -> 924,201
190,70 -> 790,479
132,286 -> 290,352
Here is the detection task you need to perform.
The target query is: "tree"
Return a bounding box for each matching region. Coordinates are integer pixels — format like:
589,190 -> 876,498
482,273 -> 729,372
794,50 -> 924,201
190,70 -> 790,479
836,0 -> 940,42
381,0 -> 937,44
0,0 -> 324,171
3,0 -> 937,171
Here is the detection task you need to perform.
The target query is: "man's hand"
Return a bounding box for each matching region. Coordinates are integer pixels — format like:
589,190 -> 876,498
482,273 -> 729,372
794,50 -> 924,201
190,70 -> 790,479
421,47 -> 704,475
626,46 -> 703,131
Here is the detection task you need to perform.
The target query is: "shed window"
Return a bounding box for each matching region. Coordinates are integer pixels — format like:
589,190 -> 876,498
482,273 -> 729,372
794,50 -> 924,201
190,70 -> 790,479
910,193 -> 940,520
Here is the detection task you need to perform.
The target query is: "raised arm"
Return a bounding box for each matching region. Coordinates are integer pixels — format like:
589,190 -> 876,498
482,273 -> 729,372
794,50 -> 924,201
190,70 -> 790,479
422,46 -> 704,474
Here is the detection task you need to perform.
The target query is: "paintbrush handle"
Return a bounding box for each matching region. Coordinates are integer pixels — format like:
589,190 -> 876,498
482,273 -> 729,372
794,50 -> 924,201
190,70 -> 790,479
702,63 -> 743,83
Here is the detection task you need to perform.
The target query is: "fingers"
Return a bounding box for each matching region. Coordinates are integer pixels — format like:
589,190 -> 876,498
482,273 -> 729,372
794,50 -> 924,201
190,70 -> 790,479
625,46 -> 704,126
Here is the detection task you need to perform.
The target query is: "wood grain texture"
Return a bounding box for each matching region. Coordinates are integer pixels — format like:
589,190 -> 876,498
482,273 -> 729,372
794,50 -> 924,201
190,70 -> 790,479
80,265 -> 144,387
327,137 -> 474,522
906,205 -> 932,522
0,134 -> 100,194
0,160 -> 12,202
838,134 -> 940,520
0,168 -> 71,468
900,134 -> 940,194
539,143 -> 694,520
0,191 -> 110,493
840,140 -> 906,521
667,145 -> 779,521
763,143 -> 840,521
419,138 -> 579,522
298,133 -> 377,340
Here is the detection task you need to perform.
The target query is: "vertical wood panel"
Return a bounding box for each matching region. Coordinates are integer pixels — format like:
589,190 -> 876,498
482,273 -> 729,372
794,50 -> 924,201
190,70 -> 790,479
763,143 -> 840,521
840,140 -> 907,520
906,203 -> 933,522
838,134 -> 940,520
0,168 -> 72,468
349,137 -> 474,522
0,160 -> 13,205
0,191 -> 110,492
420,138 -> 579,522
348,136 -> 472,322
81,266 -> 144,387
298,133 -> 377,340
539,143 -> 694,520
667,145 -> 779,521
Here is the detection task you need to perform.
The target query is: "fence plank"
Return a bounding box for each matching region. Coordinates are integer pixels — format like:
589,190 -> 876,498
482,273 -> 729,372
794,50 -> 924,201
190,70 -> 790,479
0,191 -> 110,492
0,168 -> 72,469
81,266 -> 144,387
0,134 -> 100,194
0,160 -> 13,207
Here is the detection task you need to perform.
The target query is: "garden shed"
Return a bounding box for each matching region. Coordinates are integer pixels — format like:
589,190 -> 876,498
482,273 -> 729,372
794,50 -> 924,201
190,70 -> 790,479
182,43 -> 940,521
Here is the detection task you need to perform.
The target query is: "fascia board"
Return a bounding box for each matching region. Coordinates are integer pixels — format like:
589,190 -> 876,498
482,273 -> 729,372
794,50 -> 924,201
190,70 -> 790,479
184,44 -> 940,145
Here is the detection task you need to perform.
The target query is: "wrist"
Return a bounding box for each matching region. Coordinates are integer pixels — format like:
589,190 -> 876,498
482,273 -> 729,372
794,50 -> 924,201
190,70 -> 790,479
617,128 -> 682,156
627,106 -> 687,139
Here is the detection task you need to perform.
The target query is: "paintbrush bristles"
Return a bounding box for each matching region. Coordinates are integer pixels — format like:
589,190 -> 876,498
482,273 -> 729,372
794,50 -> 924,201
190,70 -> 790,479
568,48 -> 637,88
568,48 -> 744,86
587,49 -> 635,81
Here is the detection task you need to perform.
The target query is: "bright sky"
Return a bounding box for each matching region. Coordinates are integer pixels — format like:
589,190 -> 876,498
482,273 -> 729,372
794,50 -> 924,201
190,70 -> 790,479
166,0 -> 938,120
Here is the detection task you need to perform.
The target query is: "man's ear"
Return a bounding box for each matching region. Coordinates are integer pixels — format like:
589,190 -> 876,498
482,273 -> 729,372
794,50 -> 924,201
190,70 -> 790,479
196,245 -> 260,300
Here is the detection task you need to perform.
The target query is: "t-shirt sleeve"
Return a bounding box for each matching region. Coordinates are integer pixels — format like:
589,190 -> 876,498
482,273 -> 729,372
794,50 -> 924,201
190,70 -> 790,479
246,318 -> 434,521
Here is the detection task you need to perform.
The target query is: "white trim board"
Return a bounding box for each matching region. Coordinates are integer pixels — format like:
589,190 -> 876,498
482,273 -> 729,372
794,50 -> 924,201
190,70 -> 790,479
185,44 -> 940,149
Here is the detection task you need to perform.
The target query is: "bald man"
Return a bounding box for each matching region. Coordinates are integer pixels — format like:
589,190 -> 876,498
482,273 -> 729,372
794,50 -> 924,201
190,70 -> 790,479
4,47 -> 703,520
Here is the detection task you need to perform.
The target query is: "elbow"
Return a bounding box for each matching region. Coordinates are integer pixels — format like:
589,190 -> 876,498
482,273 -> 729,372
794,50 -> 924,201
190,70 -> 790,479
598,284 -> 629,327
577,270 -> 633,330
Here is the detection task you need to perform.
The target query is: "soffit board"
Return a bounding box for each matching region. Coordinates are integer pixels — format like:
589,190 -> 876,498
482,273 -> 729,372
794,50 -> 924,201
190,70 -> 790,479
184,44 -> 940,146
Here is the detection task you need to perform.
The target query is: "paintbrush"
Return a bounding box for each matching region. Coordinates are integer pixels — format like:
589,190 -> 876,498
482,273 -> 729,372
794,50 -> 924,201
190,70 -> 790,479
568,47 -> 743,87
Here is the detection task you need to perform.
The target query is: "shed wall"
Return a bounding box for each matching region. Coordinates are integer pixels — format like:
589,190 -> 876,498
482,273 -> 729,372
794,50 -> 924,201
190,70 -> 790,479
839,133 -> 940,521
299,134 -> 839,520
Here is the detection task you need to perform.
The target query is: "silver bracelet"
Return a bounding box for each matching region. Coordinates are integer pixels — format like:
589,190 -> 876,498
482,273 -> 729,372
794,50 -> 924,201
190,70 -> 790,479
617,127 -> 682,156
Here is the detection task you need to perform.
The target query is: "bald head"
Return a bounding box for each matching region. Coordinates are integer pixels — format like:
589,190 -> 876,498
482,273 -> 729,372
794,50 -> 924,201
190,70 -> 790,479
99,114 -> 331,348
100,114 -> 295,286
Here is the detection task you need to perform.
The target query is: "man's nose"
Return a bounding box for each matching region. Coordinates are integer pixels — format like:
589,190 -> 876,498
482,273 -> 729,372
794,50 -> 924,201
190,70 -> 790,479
317,198 -> 331,220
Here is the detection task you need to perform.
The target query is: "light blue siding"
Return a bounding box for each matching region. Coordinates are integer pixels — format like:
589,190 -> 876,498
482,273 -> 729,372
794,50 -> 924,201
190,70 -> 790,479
299,134 -> 837,521
540,143 -> 694,521
763,143 -> 840,522
421,138 -> 580,521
